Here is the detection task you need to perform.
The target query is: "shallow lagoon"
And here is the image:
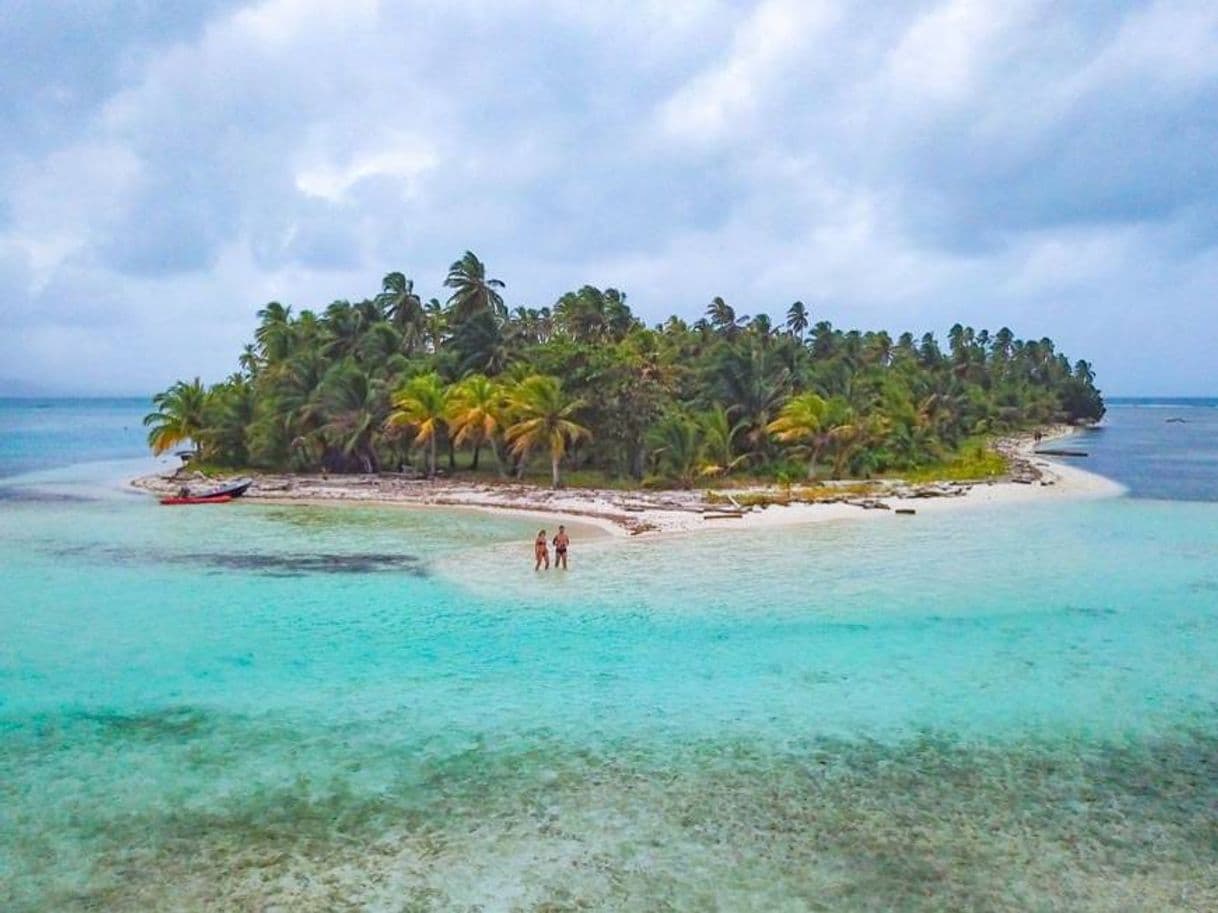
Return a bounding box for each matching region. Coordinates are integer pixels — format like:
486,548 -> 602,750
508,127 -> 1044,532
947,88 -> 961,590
2,402 -> 1217,911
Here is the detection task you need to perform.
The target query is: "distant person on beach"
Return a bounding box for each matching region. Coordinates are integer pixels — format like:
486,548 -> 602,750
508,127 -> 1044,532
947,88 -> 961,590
552,525 -> 570,570
534,529 -> 550,571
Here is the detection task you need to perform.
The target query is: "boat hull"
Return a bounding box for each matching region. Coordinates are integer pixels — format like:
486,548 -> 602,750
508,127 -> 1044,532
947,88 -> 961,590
159,495 -> 234,506
202,479 -> 253,499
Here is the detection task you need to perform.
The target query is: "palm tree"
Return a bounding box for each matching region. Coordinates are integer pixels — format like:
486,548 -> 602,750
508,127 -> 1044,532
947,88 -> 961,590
603,288 -> 636,340
713,342 -> 792,461
648,413 -> 703,488
554,286 -> 639,343
767,392 -> 829,478
504,375 -> 591,488
444,251 -> 506,323
813,397 -> 887,479
827,408 -> 890,479
321,300 -> 364,360
387,373 -> 451,479
706,296 -> 738,335
451,309 -> 512,376
555,286 -> 608,342
376,272 -> 424,351
448,374 -> 504,471
317,361 -> 386,473
698,405 -> 749,478
144,378 -> 210,456
200,374 -> 255,466
863,331 -> 894,367
238,344 -> 261,378
255,302 -> 293,362
809,320 -> 837,359
785,301 -> 809,339
423,298 -> 447,353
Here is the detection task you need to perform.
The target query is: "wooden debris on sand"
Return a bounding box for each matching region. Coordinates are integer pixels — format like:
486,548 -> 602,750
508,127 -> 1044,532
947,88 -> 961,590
1033,448 -> 1088,458
847,499 -> 891,510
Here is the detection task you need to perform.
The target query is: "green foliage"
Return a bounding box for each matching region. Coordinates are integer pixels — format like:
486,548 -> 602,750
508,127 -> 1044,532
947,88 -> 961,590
150,256 -> 1105,485
503,375 -> 591,488
143,378 -> 209,456
900,441 -> 1010,483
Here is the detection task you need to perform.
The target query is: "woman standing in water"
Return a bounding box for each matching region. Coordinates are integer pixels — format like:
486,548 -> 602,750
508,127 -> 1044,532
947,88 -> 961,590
534,529 -> 550,571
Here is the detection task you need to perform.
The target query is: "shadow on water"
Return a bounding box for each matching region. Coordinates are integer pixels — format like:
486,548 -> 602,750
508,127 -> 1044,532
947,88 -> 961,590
0,487 -> 97,504
42,543 -> 429,577
186,551 -> 429,577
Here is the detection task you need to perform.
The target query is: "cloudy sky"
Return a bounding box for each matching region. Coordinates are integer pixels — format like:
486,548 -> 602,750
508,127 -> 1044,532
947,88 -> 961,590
1,0 -> 1215,396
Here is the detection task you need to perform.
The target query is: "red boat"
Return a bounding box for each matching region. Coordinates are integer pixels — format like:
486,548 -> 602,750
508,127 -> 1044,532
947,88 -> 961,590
159,494 -> 234,506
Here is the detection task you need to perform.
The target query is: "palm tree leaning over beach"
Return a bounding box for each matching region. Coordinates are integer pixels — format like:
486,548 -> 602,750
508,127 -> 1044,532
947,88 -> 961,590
144,378 -> 210,456
504,375 -> 591,489
387,372 -> 451,479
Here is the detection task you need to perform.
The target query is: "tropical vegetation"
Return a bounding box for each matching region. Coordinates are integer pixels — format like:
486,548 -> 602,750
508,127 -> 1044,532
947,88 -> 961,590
146,252 -> 1105,488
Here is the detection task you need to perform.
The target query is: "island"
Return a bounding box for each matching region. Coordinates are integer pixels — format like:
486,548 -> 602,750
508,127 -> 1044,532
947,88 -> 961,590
137,251 -> 1110,531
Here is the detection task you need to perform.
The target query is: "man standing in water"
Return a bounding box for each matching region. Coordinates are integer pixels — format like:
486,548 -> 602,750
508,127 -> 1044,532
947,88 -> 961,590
534,529 -> 550,571
552,525 -> 570,570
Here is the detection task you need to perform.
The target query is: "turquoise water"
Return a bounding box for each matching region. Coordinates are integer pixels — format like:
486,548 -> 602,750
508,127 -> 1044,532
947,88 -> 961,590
2,401 -> 1218,910
0,398 -> 147,480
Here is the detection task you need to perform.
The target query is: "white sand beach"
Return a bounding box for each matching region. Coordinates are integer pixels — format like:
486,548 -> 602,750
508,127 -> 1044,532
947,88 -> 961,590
132,427 -> 1124,539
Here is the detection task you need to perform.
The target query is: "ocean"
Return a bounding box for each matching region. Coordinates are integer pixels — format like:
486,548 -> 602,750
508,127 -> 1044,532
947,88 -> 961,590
1,398 -> 1216,911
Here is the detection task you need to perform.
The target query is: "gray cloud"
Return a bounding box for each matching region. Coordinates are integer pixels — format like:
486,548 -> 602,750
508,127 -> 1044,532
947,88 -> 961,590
0,0 -> 1215,396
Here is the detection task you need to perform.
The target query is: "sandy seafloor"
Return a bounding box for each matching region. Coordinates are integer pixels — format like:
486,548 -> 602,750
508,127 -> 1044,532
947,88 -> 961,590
3,401 -> 1218,911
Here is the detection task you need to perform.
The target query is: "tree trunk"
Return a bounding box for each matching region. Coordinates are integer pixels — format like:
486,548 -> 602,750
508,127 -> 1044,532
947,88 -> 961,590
551,452 -> 561,489
447,437 -> 455,469
428,436 -> 437,480
630,442 -> 646,480
832,447 -> 850,480
807,443 -> 822,480
471,442 -> 481,471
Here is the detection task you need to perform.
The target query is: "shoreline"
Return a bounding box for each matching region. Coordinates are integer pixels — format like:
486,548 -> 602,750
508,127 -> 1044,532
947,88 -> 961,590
130,426 -> 1125,538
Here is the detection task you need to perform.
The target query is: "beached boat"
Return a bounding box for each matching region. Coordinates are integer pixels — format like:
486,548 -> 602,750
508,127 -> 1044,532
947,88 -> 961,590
159,494 -> 234,506
202,478 -> 253,499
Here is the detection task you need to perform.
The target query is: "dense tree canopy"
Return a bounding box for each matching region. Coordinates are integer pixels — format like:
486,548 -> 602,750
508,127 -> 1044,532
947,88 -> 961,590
146,251 -> 1105,487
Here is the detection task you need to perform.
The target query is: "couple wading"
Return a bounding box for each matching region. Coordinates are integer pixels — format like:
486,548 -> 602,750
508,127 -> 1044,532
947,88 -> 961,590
534,525 -> 570,571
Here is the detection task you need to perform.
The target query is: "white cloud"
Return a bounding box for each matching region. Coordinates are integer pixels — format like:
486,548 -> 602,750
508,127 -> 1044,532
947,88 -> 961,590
658,0 -> 839,142
883,0 -> 1038,103
295,144 -> 438,202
